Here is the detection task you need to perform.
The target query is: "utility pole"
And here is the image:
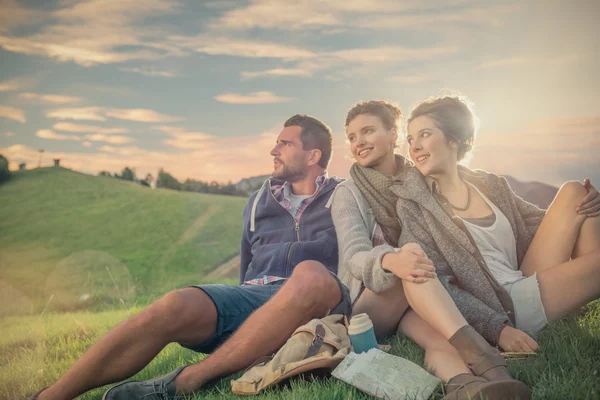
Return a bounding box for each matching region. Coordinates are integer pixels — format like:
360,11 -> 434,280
37,149 -> 44,168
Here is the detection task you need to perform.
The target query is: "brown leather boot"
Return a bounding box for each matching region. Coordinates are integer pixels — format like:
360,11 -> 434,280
443,374 -> 530,400
449,325 -> 531,399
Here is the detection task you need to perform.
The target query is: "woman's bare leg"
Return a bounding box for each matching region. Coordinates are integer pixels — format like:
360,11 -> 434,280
515,181 -> 600,321
401,278 -> 468,340
521,181 -> 596,275
353,282 -> 471,382
536,249 -> 600,321
399,310 -> 471,382
573,215 -> 600,258
352,282 -> 409,339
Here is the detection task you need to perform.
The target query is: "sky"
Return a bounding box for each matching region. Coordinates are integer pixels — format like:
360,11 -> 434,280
0,0 -> 599,186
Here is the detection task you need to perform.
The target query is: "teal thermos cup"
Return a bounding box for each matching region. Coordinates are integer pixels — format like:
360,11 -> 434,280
348,313 -> 378,354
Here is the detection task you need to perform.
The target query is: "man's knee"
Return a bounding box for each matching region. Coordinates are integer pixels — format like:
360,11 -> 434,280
287,261 -> 340,304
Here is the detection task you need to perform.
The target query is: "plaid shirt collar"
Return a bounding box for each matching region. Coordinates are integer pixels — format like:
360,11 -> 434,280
271,172 -> 329,219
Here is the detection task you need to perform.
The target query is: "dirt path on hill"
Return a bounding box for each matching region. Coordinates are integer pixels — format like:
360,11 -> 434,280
158,203 -> 223,268
206,255 -> 240,281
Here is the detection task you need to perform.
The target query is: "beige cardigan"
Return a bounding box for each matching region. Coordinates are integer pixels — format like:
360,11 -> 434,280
329,163 -> 545,345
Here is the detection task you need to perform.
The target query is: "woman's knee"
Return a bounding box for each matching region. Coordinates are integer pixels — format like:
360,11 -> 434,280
556,181 -> 588,206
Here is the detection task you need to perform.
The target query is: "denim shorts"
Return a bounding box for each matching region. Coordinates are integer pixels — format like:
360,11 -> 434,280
183,273 -> 352,354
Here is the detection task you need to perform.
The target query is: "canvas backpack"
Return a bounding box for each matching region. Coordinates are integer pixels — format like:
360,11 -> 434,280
231,314 -> 351,395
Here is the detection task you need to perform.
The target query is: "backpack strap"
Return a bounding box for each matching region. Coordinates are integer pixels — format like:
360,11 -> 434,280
303,324 -> 325,359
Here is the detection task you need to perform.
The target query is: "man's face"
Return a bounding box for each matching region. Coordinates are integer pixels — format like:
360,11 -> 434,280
270,125 -> 311,182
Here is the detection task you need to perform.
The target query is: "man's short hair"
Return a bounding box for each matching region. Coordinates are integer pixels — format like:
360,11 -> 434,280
284,114 -> 333,168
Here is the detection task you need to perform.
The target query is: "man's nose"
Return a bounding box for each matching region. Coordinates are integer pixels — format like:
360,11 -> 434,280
270,146 -> 278,156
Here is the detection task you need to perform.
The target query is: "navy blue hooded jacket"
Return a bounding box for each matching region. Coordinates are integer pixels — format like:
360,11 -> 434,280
239,177 -> 343,284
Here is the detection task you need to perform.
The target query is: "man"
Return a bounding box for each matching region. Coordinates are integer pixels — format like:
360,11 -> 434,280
31,114 -> 351,400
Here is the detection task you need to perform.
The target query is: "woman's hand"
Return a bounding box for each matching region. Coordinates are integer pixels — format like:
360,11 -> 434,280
382,243 -> 436,283
577,178 -> 600,217
498,326 -> 539,352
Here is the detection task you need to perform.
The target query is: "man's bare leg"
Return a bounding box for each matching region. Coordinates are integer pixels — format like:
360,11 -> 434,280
173,260 -> 343,394
38,288 -> 219,400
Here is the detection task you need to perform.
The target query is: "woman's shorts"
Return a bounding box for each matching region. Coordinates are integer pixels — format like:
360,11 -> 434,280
502,272 -> 548,336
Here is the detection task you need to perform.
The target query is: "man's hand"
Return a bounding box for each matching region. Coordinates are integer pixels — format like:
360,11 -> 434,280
498,326 -> 539,352
382,243 -> 436,283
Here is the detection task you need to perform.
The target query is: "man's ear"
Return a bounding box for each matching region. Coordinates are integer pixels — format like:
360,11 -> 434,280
308,149 -> 322,167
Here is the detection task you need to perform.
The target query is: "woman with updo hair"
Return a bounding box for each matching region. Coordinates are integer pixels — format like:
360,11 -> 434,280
330,100 -> 531,400
402,94 -> 600,351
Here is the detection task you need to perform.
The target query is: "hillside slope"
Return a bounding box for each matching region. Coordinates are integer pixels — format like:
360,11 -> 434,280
0,167 -> 246,315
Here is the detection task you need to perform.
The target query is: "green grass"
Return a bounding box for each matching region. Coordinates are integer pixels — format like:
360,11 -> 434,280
1,168 -> 599,399
2,303 -> 598,399
0,167 -> 245,315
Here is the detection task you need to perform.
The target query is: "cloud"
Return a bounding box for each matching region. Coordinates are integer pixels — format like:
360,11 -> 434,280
36,129 -> 134,144
215,91 -> 294,104
241,68 -> 312,80
46,107 -> 106,121
208,0 -> 513,31
163,133 -> 216,149
120,67 -> 177,78
53,122 -> 129,134
388,73 -> 434,84
82,141 -> 93,148
0,0 -> 184,66
36,129 -> 81,141
1,130 -> 280,182
471,116 -> 600,185
45,106 -> 183,123
474,54 -> 578,70
0,0 -> 45,34
0,106 -> 26,123
330,45 -> 459,64
172,35 -> 316,60
0,77 -> 37,92
105,108 -> 184,123
18,92 -> 84,104
5,132 -> 16,137
85,134 -> 135,144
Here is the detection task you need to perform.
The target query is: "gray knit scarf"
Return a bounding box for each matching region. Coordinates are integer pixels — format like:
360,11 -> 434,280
350,155 -> 408,245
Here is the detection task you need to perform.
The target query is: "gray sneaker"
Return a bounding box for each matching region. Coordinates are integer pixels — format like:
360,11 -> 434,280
102,366 -> 187,400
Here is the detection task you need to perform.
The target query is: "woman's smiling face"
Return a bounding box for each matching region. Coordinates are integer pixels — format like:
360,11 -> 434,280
346,113 -> 397,170
406,115 -> 458,177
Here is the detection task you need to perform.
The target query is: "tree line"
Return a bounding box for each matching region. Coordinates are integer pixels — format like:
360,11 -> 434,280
99,167 -> 244,196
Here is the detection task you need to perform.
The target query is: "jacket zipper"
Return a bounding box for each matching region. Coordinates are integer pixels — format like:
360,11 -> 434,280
267,180 -> 336,276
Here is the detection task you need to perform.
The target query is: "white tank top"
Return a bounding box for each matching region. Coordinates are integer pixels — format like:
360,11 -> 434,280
460,183 -> 524,286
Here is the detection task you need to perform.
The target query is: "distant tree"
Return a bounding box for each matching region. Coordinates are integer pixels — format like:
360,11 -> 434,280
98,171 -> 112,177
220,183 -> 238,196
0,154 -> 10,184
156,168 -> 181,190
120,167 -> 136,181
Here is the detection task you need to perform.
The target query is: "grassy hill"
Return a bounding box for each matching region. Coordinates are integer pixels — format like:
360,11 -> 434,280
1,167 -> 599,399
0,167 -> 246,315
